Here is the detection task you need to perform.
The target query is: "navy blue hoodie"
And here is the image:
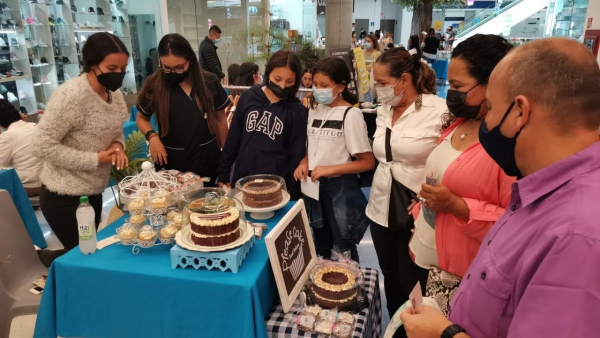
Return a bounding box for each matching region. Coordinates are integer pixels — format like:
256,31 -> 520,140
218,85 -> 307,199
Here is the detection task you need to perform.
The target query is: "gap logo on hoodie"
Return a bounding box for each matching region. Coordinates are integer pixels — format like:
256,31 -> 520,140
246,110 -> 284,140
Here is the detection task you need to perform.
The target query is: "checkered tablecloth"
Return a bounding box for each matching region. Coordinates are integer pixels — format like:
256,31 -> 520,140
265,268 -> 382,338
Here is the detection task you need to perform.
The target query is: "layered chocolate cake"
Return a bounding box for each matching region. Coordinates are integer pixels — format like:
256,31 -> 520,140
311,265 -> 358,310
189,209 -> 240,246
241,179 -> 283,208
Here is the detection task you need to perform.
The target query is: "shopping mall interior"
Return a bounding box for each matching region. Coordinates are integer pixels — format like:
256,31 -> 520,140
2,0 -> 599,337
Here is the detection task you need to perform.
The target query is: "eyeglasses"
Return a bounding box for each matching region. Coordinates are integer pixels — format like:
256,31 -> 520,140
160,61 -> 188,74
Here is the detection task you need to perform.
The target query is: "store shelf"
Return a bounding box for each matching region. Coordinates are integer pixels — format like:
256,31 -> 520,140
0,75 -> 30,83
33,81 -> 55,87
0,29 -> 20,33
74,29 -> 110,33
30,63 -> 54,68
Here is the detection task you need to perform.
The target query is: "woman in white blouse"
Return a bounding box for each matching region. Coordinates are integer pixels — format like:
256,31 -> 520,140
367,48 -> 446,323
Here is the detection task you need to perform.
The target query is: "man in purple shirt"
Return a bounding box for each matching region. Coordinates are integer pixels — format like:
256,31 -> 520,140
400,38 -> 600,338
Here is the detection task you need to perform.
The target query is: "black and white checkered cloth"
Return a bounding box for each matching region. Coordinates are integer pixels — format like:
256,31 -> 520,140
265,268 -> 382,338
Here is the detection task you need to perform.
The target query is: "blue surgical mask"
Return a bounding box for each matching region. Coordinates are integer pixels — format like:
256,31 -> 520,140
312,85 -> 338,105
364,43 -> 372,50
214,38 -> 221,44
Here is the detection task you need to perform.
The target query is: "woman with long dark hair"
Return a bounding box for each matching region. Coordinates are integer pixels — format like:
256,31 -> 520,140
294,57 -> 374,262
422,28 -> 441,64
33,32 -> 130,256
136,33 -> 229,186
218,50 -> 307,199
408,34 -> 422,58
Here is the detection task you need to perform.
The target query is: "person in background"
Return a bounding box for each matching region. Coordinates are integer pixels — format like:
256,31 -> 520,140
237,62 -> 262,86
408,34 -> 515,313
33,32 -> 129,255
297,67 -> 314,102
381,30 -> 393,49
294,57 -> 375,262
199,25 -> 226,82
360,28 -> 367,40
218,50 -> 307,200
0,100 -> 42,196
422,28 -> 440,64
401,37 -> 600,338
351,31 -> 360,48
364,34 -> 381,73
375,31 -> 384,52
227,63 -> 240,89
137,34 -> 229,187
445,26 -> 456,48
367,48 -> 446,332
408,35 -> 422,58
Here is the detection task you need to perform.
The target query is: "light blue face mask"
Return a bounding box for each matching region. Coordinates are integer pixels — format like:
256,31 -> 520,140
214,38 -> 221,44
364,42 -> 372,50
312,85 -> 338,105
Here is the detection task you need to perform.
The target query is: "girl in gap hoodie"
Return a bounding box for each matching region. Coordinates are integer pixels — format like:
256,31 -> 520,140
218,51 -> 307,199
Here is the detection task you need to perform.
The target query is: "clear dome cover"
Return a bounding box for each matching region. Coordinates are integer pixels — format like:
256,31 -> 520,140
118,162 -> 179,212
183,191 -> 246,232
234,174 -> 287,209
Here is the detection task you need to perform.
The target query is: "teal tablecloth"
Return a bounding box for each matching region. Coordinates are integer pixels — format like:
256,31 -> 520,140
432,59 -> 449,81
33,203 -> 294,338
0,168 -> 47,249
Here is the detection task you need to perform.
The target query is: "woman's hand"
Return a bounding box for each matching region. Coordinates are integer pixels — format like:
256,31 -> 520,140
98,149 -> 117,165
407,199 -> 418,216
294,161 -> 309,182
218,182 -> 231,188
107,142 -> 128,170
311,166 -> 334,181
419,183 -> 459,213
148,136 -> 168,166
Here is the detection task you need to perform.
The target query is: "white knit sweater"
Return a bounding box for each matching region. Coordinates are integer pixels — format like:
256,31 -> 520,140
33,74 -> 128,196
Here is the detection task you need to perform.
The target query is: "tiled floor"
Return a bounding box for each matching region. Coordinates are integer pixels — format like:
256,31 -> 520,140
11,188 -> 392,337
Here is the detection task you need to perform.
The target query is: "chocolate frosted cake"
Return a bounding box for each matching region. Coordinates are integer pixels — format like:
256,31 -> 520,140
311,265 -> 359,310
189,210 -> 241,246
241,179 -> 283,208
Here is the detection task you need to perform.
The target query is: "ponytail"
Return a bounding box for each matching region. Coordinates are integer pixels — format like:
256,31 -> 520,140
377,47 -> 437,95
341,87 -> 358,106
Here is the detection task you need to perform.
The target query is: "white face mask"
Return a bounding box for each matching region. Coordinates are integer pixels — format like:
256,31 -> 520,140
377,79 -> 404,107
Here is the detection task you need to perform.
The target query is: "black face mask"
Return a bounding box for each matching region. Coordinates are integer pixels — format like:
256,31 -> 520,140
446,84 -> 484,119
479,101 -> 523,178
267,80 -> 295,99
94,68 -> 125,92
165,70 -> 189,86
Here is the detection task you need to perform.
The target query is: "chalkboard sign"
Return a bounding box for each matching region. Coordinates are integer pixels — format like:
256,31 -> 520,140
266,200 -> 317,313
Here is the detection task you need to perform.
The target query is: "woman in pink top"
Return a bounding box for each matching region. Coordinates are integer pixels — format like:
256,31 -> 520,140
409,35 -> 516,309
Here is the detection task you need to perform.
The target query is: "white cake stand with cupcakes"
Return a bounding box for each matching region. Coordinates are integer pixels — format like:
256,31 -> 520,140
234,174 -> 290,220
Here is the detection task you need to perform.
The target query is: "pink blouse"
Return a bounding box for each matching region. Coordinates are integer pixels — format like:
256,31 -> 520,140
413,118 -> 515,277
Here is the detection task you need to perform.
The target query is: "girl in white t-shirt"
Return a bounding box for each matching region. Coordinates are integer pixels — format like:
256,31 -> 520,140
293,57 -> 375,262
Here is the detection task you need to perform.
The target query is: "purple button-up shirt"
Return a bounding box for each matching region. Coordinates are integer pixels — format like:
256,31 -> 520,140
448,141 -> 600,338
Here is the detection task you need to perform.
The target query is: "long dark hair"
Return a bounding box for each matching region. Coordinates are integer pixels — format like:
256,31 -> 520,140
82,32 -> 129,72
409,35 -> 422,57
376,47 -> 436,95
237,62 -> 259,87
263,50 -> 302,99
227,63 -> 240,86
310,57 -> 358,108
137,33 -> 215,137
426,28 -> 437,40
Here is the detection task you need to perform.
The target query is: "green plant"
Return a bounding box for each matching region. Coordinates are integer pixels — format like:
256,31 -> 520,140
391,0 -> 466,36
109,130 -> 150,184
295,40 -> 325,72
235,4 -> 291,62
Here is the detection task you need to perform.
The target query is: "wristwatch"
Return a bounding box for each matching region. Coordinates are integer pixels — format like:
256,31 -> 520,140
145,129 -> 157,141
441,324 -> 466,338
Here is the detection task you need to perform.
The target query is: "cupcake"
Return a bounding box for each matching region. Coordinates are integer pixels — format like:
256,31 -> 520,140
129,215 -> 146,227
159,224 -> 178,240
172,213 -> 183,230
151,196 -> 168,214
138,226 -> 156,245
128,199 -> 146,215
119,225 -> 137,241
167,209 -> 179,222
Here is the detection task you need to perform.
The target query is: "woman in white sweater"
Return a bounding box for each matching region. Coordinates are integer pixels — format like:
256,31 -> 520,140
33,32 -> 130,255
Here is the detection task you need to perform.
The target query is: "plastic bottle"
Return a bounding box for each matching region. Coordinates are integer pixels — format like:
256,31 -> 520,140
77,196 -> 97,255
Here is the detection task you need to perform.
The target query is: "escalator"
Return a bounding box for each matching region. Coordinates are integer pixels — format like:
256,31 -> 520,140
454,0 -> 548,46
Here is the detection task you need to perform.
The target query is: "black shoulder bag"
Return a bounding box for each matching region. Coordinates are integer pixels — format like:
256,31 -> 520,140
385,127 -> 419,233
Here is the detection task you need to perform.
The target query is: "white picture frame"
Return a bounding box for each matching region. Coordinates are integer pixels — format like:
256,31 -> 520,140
265,199 -> 318,313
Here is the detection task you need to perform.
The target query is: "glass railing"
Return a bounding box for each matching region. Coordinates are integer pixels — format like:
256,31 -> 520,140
455,0 -> 523,38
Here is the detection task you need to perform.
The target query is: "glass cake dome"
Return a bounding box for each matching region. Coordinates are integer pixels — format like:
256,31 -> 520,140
234,174 -> 287,210
183,191 -> 246,232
